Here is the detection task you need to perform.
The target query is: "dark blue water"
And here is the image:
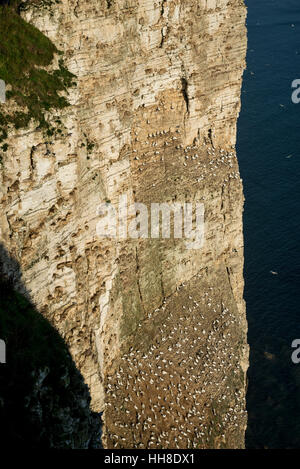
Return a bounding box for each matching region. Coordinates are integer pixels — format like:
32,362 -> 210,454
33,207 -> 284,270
237,0 -> 300,448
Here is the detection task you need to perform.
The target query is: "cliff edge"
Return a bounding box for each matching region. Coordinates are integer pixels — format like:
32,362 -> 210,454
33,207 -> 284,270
0,0 -> 248,448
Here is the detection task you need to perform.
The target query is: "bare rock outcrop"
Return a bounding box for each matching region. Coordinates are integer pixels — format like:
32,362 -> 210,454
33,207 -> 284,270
0,0 -> 248,448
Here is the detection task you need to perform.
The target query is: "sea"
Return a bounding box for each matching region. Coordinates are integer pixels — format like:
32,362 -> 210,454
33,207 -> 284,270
237,0 -> 300,448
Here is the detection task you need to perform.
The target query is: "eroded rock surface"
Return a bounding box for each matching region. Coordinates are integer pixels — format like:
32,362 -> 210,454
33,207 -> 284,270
0,0 -> 248,448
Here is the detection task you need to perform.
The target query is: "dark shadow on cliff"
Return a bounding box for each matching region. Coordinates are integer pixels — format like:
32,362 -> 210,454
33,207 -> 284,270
0,243 -> 102,448
0,0 -> 20,11
0,1 -> 25,10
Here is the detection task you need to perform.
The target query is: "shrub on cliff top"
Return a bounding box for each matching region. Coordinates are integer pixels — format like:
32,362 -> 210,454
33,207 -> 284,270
0,5 -> 76,143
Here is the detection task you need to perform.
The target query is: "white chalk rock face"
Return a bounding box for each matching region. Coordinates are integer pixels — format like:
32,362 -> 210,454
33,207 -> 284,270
0,0 -> 248,449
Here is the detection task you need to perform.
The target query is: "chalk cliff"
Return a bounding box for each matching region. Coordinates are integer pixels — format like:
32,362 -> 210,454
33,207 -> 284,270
0,0 -> 248,448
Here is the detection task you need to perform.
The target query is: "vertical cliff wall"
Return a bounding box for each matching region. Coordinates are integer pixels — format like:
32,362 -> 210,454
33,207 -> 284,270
0,0 -> 248,448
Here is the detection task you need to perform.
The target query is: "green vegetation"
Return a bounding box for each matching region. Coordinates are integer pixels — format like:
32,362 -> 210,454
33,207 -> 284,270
0,5 -> 76,143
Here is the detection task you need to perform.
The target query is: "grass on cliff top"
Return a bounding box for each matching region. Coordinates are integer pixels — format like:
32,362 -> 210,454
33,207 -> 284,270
0,5 -> 76,143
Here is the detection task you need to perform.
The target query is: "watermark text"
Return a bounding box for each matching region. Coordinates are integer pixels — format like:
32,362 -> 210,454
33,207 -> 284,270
0,339 -> 6,364
0,79 -> 5,104
96,194 -> 205,250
